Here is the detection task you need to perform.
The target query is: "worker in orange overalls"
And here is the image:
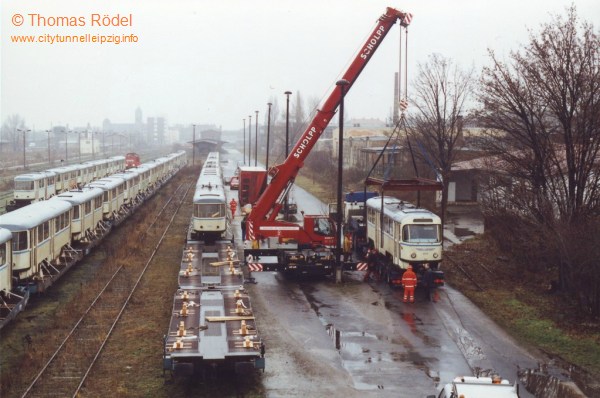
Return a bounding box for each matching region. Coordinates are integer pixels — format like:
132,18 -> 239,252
343,232 -> 353,262
402,265 -> 417,303
229,198 -> 237,217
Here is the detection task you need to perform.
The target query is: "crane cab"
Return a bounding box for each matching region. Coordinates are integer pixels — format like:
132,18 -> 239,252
237,166 -> 267,208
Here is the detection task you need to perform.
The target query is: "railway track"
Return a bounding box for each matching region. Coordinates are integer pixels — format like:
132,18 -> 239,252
444,253 -> 496,292
20,182 -> 193,398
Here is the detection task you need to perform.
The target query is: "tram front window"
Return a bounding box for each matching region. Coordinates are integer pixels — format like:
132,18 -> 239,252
195,203 -> 225,218
15,181 -> 34,191
402,224 -> 440,243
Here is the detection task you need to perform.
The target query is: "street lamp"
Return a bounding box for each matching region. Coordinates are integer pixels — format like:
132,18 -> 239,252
284,90 -> 292,220
63,129 -> 72,164
73,131 -> 82,163
192,124 -> 196,166
248,114 -> 252,166
91,131 -> 96,160
266,103 -> 272,170
243,119 -> 246,166
335,79 -> 350,284
254,110 -> 259,167
46,129 -> 52,165
17,128 -> 31,169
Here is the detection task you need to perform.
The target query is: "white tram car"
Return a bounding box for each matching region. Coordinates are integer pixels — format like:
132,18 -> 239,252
191,152 -> 227,243
51,187 -> 106,243
0,151 -> 186,328
8,156 -> 126,211
366,196 -> 443,287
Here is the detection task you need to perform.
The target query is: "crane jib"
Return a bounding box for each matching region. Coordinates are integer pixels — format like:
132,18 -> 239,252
360,25 -> 386,60
247,7 -> 411,230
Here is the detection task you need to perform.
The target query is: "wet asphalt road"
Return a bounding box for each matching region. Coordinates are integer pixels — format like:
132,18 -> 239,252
220,148 -> 541,397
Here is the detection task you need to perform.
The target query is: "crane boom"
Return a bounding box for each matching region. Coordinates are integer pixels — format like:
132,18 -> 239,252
247,7 -> 412,242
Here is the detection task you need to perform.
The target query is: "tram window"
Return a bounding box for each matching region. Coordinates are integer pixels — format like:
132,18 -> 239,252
367,208 -> 376,224
85,201 -> 92,215
72,206 -> 80,220
383,216 -> 393,234
11,231 -> 28,251
15,181 -> 34,190
37,222 -> 50,243
196,203 -> 225,218
0,242 -> 6,264
402,224 -> 440,242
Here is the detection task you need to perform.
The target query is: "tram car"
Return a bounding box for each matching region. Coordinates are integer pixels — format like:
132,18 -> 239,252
0,152 -> 185,329
110,171 -> 142,207
0,200 -> 78,291
365,196 -> 444,287
0,227 -> 30,329
51,187 -> 107,245
8,156 -> 127,212
191,152 -> 227,243
47,165 -> 83,193
7,171 -> 57,211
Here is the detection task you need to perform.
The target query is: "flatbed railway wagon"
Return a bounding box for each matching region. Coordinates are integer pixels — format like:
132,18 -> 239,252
163,241 -> 265,377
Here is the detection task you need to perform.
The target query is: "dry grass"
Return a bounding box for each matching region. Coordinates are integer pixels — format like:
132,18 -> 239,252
445,236 -> 600,396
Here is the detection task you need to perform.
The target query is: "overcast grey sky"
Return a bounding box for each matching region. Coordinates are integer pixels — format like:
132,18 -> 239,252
2,0 -> 599,132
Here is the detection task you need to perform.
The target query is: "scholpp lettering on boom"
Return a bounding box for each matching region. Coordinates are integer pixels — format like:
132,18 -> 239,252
360,25 -> 385,59
293,126 -> 318,159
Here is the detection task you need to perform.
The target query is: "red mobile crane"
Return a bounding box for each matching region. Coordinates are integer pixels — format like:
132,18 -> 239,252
244,7 -> 412,276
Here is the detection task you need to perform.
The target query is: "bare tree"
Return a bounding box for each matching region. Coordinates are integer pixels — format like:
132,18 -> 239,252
1,114 -> 26,153
292,91 -> 306,139
477,6 -> 600,313
406,53 -> 475,221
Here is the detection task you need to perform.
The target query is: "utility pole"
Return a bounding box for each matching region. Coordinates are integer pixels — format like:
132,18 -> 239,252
284,90 -> 292,220
243,118 -> 246,165
248,114 -> 252,166
192,124 -> 196,166
17,128 -> 31,169
46,129 -> 52,165
266,103 -> 272,170
335,79 -> 350,284
254,110 -> 258,167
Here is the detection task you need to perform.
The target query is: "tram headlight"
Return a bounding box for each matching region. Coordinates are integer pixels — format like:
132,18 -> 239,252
433,253 -> 438,258
410,253 -> 416,259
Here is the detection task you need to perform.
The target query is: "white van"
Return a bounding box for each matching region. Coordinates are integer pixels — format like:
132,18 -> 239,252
429,376 -> 520,398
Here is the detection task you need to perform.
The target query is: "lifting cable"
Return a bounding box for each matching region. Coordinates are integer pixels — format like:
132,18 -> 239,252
368,22 -> 411,185
398,25 -> 421,182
